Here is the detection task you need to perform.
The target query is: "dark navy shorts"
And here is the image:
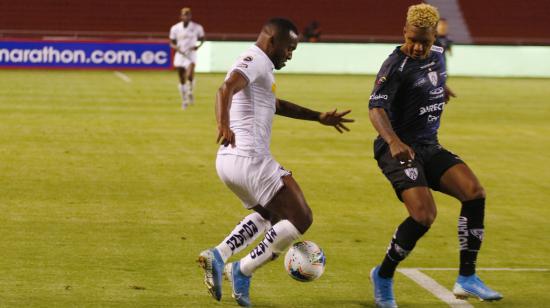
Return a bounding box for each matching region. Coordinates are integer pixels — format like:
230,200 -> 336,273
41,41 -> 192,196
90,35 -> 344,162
374,142 -> 464,201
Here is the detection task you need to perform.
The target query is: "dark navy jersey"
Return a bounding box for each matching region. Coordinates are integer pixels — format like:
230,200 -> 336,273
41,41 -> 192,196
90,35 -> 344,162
369,45 -> 447,147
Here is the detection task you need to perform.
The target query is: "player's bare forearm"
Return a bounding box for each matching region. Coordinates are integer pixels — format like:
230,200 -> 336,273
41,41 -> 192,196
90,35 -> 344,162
275,99 -> 321,121
215,71 -> 248,147
215,83 -> 235,147
216,71 -> 247,126
369,107 -> 400,145
215,85 -> 231,127
277,99 -> 354,133
369,107 -> 414,159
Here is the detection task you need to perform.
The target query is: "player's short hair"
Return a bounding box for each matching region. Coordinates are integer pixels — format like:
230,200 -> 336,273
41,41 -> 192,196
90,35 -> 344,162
406,4 -> 439,28
265,18 -> 299,37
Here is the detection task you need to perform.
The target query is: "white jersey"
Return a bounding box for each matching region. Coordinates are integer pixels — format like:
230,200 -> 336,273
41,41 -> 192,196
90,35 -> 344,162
218,45 -> 276,157
169,21 -> 204,53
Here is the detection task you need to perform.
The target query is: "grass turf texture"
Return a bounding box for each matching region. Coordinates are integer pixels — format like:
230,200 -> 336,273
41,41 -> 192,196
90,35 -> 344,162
0,70 -> 549,307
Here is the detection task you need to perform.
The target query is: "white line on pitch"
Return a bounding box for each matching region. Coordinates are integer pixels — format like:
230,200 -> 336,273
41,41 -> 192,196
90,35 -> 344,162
413,267 -> 549,272
398,269 -> 473,308
114,71 -> 132,83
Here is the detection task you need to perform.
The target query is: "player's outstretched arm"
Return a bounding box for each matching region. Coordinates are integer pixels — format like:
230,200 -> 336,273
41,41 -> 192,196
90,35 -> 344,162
275,99 -> 354,133
215,71 -> 248,147
369,107 -> 415,160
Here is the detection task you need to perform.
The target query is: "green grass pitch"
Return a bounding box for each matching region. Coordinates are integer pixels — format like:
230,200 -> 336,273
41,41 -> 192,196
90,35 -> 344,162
0,70 -> 549,307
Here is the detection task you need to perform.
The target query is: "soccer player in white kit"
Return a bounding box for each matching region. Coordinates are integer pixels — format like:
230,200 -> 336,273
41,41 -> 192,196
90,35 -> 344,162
197,18 -> 354,307
169,7 -> 204,109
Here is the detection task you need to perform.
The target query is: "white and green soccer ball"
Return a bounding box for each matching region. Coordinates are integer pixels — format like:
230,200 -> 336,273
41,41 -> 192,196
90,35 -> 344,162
284,241 -> 326,282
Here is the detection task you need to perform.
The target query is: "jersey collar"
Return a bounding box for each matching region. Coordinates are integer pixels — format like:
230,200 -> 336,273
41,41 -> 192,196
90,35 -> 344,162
396,46 -> 432,62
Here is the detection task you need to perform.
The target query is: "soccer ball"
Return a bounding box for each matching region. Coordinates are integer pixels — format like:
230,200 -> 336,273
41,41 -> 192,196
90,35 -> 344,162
284,241 -> 326,282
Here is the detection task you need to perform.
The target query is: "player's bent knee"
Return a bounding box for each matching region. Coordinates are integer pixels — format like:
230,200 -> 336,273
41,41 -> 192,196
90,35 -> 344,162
303,206 -> 313,228
465,184 -> 486,201
416,212 -> 436,227
294,205 -> 313,234
410,206 -> 436,226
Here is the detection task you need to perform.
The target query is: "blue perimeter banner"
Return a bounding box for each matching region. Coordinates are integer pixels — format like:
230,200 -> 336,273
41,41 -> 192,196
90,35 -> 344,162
0,40 -> 171,69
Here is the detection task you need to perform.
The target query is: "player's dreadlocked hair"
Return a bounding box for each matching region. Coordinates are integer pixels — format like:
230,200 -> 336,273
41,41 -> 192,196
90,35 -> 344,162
406,3 -> 440,28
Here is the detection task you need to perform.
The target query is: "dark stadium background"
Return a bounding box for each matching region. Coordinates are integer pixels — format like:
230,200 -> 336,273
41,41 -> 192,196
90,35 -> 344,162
1,0 -> 549,44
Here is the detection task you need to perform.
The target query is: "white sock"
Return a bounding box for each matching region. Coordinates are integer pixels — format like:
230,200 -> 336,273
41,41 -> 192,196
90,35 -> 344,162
179,83 -> 188,101
186,80 -> 195,103
215,212 -> 270,263
239,220 -> 301,276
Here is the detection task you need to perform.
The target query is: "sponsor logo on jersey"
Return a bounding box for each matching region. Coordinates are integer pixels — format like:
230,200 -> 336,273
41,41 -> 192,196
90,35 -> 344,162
428,71 -> 438,86
428,86 -> 445,100
431,45 -> 444,53
429,87 -> 444,95
370,93 -> 388,100
271,83 -> 276,93
427,115 -> 439,123
404,167 -> 418,180
243,56 -> 253,62
413,77 -> 427,87
237,63 -> 248,68
420,61 -> 436,69
419,102 -> 445,115
429,94 -> 445,100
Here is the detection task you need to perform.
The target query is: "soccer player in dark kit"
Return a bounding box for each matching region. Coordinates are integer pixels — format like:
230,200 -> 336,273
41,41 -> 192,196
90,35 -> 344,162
367,4 -> 502,307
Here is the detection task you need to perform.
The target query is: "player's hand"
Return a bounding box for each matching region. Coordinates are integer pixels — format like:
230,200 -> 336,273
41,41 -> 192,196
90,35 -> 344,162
389,139 -> 415,161
319,109 -> 354,133
444,85 -> 456,103
216,125 -> 236,147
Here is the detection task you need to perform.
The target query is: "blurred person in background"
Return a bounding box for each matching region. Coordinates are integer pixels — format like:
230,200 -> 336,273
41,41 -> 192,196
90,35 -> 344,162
435,18 -> 453,65
169,7 -> 205,109
303,20 -> 321,42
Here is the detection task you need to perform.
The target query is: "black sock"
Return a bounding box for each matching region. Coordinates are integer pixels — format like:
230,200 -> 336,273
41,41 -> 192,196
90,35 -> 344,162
379,217 -> 430,278
458,198 -> 485,276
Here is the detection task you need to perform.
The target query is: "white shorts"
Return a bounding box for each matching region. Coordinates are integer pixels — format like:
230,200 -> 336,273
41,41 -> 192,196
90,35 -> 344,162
173,50 -> 197,68
216,154 -> 291,209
